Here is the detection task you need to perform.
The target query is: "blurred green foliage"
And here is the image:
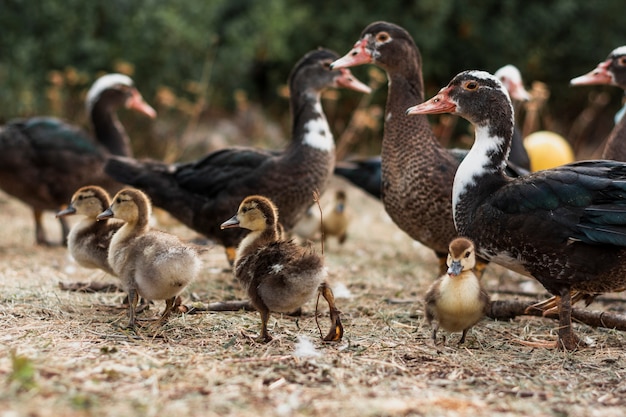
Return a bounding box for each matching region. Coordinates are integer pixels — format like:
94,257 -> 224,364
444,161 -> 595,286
0,0 -> 623,155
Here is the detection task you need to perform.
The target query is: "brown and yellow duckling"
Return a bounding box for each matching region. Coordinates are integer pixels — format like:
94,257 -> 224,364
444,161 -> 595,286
424,237 -> 490,345
56,186 -> 122,276
97,188 -> 201,328
221,195 -> 343,342
322,189 -> 350,245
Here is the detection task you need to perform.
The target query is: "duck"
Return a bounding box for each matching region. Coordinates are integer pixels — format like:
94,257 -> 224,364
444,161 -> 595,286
570,46 -> 626,161
0,73 -> 156,245
424,237 -> 490,345
104,49 -> 370,265
96,188 -> 201,328
55,186 -> 122,276
322,189 -> 350,245
331,22 -> 526,275
333,155 -> 382,199
407,70 -> 626,350
220,195 -> 343,342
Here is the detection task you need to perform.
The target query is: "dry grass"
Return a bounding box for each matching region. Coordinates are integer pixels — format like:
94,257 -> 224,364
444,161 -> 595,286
1,178 -> 626,417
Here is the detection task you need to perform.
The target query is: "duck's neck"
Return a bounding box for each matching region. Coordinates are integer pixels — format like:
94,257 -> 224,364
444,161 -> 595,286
453,123 -> 512,228
602,112 -> 626,160
236,227 -> 280,261
289,91 -> 334,154
112,218 -> 149,245
90,101 -> 133,157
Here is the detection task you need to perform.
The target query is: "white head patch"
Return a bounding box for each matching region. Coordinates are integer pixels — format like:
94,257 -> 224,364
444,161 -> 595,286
86,73 -> 134,112
612,46 -> 626,57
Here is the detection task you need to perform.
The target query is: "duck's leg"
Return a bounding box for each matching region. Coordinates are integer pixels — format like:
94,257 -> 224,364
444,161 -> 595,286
33,208 -> 49,246
557,288 -> 583,351
156,296 -> 177,325
318,282 -> 344,342
459,328 -> 468,345
127,288 -> 139,328
257,306 -> 273,343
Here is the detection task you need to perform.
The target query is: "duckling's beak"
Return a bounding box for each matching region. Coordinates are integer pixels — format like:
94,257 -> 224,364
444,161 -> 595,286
447,260 -> 463,277
56,205 -> 76,218
96,207 -> 114,222
220,215 -> 240,229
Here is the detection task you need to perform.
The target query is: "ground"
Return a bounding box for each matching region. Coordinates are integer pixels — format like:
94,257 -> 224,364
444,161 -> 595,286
1,178 -> 625,417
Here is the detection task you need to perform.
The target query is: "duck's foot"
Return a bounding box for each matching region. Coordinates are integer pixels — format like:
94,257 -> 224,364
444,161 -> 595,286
318,282 -> 344,342
525,291 -> 594,317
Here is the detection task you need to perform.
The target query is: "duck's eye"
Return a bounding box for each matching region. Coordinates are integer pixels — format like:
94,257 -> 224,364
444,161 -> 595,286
618,57 -> 626,67
464,81 -> 479,91
322,61 -> 331,69
376,32 -> 390,43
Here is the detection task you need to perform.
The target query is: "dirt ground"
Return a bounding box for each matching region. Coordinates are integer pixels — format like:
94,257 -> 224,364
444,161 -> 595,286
1,177 -> 626,417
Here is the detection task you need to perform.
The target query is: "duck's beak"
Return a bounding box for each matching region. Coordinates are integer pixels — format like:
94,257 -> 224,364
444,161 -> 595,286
506,79 -> 531,102
96,207 -> 114,221
406,88 -> 456,115
447,260 -> 463,277
125,89 -> 157,119
56,205 -> 76,218
330,39 -> 372,69
335,68 -> 372,94
220,215 -> 240,229
570,60 -> 614,86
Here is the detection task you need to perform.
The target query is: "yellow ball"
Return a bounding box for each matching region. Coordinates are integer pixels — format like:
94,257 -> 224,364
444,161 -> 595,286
524,131 -> 575,172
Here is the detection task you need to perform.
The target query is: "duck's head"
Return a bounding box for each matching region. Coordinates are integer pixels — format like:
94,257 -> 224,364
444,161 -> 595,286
334,190 -> 347,213
96,188 -> 151,224
406,70 -> 513,131
330,21 -> 420,73
290,48 -> 371,96
86,73 -> 156,118
221,195 -> 278,233
570,46 -> 626,89
446,237 -> 476,277
56,186 -> 111,219
495,64 -> 531,101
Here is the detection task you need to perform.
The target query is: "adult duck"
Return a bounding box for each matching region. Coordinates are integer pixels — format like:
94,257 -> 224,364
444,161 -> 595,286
97,188 -> 201,328
407,70 -> 626,350
570,46 -> 626,161
105,49 -> 370,265
0,73 -> 156,245
221,195 -> 343,342
331,22 -> 525,274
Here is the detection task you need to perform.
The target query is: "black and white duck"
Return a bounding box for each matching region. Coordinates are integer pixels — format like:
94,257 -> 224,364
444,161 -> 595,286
571,46 -> 626,161
331,22 -> 526,275
56,186 -> 122,276
105,49 -> 370,265
424,237 -> 490,345
0,73 -> 155,245
97,188 -> 201,328
221,195 -> 343,342
407,70 -> 626,350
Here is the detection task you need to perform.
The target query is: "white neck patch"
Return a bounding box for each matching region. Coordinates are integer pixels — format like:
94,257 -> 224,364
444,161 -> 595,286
452,125 -> 503,222
302,101 -> 334,151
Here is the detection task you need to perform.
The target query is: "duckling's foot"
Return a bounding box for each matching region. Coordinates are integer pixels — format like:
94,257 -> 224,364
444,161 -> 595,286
318,282 -> 344,342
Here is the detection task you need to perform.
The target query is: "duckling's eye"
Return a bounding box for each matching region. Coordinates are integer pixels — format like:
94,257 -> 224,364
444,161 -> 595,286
241,207 -> 248,214
116,197 -> 122,204
376,32 -> 390,43
464,81 -> 479,91
464,251 -> 471,258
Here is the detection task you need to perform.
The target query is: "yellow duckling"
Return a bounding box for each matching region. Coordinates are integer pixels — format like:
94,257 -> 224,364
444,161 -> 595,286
322,190 -> 349,245
221,195 -> 343,342
97,188 -> 201,328
424,237 -> 490,345
56,186 -> 122,276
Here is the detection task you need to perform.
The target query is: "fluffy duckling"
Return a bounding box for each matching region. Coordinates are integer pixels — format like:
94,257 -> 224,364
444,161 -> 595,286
322,190 -> 349,245
97,188 -> 200,328
221,195 -> 343,342
424,237 -> 490,345
56,186 -> 122,276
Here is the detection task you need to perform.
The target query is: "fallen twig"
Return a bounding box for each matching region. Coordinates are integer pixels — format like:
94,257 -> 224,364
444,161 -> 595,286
180,300 -> 254,314
488,299 -> 626,331
58,281 -> 122,293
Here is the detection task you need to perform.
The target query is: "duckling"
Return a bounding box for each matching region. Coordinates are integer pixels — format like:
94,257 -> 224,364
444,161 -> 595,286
322,190 -> 349,245
220,195 -> 343,342
96,188 -> 200,328
56,186 -> 122,276
424,237 -> 490,345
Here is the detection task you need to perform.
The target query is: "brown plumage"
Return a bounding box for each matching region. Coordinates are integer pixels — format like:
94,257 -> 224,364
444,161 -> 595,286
56,186 -> 122,276
424,238 -> 490,345
0,73 -> 155,245
221,195 -> 343,342
331,21 -> 485,275
97,188 -> 200,328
